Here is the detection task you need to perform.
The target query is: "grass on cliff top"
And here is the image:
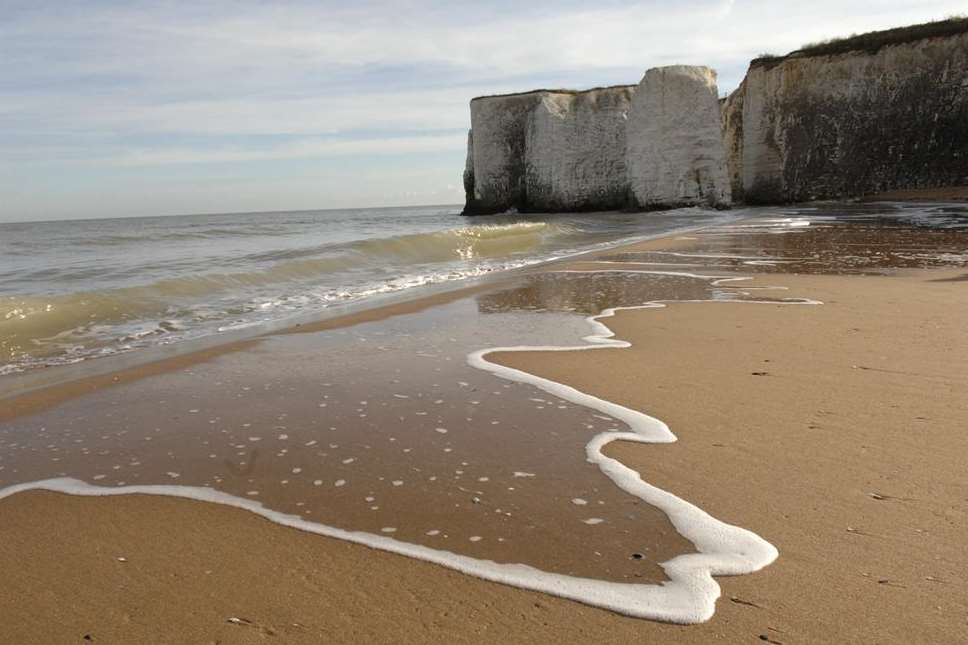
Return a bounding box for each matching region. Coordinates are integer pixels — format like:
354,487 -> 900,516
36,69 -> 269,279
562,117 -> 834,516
752,15 -> 968,65
470,84 -> 636,102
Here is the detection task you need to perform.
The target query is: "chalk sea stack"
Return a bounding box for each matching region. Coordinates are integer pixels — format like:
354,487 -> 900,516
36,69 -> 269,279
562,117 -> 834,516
463,86 -> 635,215
462,65 -> 729,215
626,65 -> 731,209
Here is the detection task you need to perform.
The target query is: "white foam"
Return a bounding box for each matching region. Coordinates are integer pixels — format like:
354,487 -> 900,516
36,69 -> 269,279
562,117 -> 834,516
463,271 -> 820,621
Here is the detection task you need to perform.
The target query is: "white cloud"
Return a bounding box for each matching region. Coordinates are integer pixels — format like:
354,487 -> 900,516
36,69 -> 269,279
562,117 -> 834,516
109,133 -> 467,166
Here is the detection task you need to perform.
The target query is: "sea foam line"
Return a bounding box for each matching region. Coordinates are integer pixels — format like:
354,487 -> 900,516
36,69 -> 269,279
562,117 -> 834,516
466,270 -> 822,622
0,270 -> 820,624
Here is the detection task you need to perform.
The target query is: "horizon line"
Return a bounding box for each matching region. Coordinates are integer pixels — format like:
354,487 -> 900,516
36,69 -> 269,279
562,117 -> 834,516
0,202 -> 466,226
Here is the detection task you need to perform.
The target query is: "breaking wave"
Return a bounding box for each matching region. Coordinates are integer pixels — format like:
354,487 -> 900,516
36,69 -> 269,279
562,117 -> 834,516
0,220 -> 591,371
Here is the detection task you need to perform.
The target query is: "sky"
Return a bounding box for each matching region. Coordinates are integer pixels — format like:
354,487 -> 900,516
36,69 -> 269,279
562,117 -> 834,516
1,0 -> 964,222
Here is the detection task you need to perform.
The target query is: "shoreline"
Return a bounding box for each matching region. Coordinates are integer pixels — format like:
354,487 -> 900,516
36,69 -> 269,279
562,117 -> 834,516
0,214 -> 716,416
4,195 -> 960,405
1,207 -> 966,641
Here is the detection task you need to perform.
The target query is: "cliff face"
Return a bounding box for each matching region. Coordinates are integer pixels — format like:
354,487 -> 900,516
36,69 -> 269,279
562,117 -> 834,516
525,88 -> 634,211
627,66 -> 730,209
463,19 -> 968,213
462,67 -> 730,214
735,30 -> 968,203
720,79 -> 745,202
466,93 -> 543,214
465,87 -> 634,214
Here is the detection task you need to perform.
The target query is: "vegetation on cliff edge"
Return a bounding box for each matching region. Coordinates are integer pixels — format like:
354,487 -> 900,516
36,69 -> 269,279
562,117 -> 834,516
752,15 -> 968,65
470,84 -> 636,102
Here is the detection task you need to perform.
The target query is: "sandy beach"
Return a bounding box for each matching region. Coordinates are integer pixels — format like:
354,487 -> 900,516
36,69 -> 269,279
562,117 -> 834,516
1,209 -> 966,643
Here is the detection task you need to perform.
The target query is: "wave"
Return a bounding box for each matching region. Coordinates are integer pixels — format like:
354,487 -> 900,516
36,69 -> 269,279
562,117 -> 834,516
66,225 -> 313,247
352,221 -> 562,262
1,221 -> 576,367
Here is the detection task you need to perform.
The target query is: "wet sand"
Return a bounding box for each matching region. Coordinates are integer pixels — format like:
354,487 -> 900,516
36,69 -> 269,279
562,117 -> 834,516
1,205 -> 966,642
863,185 -> 968,202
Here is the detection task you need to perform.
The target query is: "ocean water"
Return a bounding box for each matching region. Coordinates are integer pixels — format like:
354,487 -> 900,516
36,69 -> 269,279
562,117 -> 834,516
0,205 -> 735,374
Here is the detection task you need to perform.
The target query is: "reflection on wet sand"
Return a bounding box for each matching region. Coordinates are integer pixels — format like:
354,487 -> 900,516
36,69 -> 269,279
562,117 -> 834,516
4,274 -> 747,585
601,203 -> 967,275
477,271 -> 714,315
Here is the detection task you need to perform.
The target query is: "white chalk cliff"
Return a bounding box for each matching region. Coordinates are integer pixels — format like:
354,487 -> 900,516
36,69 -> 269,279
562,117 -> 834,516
626,66 -> 730,209
525,89 -> 634,211
725,28 -> 968,203
463,19 -> 968,213
463,66 -> 730,214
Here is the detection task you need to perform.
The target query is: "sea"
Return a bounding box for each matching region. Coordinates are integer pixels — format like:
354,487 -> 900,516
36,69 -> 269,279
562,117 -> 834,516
0,205 -> 738,374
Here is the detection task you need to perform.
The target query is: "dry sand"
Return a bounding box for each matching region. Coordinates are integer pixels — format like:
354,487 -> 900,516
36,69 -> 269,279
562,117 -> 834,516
0,219 -> 966,642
